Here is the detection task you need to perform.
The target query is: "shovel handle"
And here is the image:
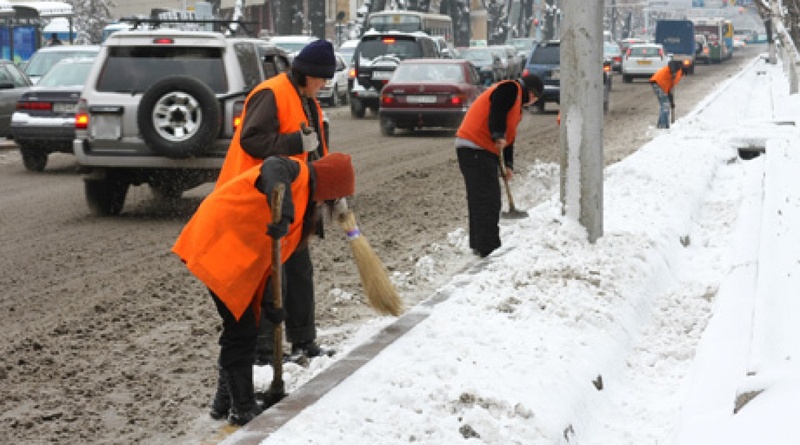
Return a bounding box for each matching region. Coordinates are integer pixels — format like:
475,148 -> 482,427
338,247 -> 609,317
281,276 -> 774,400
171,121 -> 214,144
498,149 -> 518,212
270,183 -> 285,386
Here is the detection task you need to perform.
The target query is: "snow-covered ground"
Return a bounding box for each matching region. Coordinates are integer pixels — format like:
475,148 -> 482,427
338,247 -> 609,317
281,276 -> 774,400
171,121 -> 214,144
226,54 -> 800,444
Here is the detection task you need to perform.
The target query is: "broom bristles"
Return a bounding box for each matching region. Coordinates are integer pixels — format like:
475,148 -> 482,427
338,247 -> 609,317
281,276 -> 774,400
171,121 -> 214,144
337,210 -> 404,316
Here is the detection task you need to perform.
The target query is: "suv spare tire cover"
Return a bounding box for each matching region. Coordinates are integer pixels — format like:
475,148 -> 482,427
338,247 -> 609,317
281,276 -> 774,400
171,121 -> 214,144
137,75 -> 221,159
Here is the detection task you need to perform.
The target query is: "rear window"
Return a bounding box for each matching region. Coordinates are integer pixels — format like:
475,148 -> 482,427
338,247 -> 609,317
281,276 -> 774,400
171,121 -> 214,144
630,46 -> 662,57
356,38 -> 423,64
529,45 -> 559,64
95,46 -> 227,93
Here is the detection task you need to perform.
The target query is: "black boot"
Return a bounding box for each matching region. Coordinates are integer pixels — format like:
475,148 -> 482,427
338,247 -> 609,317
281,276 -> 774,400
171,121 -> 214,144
209,366 -> 230,420
291,340 -> 334,359
223,364 -> 263,426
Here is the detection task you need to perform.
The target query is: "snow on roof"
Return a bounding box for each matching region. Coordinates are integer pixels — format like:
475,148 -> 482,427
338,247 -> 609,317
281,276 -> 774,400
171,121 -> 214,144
11,1 -> 73,18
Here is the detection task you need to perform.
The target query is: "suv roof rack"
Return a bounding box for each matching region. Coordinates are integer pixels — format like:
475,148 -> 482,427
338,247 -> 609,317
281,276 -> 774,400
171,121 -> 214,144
119,17 -> 260,37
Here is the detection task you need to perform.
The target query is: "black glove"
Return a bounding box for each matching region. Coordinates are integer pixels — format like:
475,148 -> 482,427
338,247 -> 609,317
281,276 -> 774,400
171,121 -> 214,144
263,305 -> 287,324
267,220 -> 289,239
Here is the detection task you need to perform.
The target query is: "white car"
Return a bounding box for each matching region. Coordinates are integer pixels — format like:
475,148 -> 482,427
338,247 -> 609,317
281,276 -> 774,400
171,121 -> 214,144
621,43 -> 669,83
316,52 -> 349,107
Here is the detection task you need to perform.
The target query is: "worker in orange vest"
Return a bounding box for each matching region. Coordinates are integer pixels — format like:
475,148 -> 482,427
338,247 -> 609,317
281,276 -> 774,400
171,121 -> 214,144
650,60 -> 685,129
455,74 -> 543,257
172,153 -> 355,426
216,40 -> 337,369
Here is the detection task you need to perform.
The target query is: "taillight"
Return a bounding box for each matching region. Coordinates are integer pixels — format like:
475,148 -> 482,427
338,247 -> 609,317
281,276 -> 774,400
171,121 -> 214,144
682,59 -> 691,67
658,48 -> 664,58
603,64 -> 611,73
522,68 -> 529,76
75,99 -> 88,130
17,101 -> 52,111
232,100 -> 245,130
449,95 -> 465,106
381,94 -> 394,105
348,67 -> 356,79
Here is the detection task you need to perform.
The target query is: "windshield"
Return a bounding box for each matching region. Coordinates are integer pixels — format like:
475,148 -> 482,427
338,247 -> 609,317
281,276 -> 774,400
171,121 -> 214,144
356,39 -> 422,64
272,42 -> 311,53
38,62 -> 93,87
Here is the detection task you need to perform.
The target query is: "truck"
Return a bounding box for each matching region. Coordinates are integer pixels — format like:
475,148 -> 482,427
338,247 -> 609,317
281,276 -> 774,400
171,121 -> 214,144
655,19 -> 697,75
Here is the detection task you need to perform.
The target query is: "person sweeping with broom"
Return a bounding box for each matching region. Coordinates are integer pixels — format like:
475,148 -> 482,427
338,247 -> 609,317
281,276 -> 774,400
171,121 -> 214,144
650,60 -> 684,129
455,74 -> 543,258
172,153 -> 355,426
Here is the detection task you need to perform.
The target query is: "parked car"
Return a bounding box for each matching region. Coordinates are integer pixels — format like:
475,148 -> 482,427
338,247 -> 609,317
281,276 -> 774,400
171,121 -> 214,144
317,52 -> 349,107
268,35 -> 318,58
348,31 -> 440,118
378,59 -> 483,136
11,57 -> 95,171
622,43 -> 669,83
522,40 -> 560,111
0,60 -> 33,138
459,46 -> 505,86
604,41 -> 623,73
73,25 -> 291,215
23,45 -> 101,84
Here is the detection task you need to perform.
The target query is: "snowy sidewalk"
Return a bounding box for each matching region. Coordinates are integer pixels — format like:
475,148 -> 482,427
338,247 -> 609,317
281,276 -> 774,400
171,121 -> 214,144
220,55 -> 800,445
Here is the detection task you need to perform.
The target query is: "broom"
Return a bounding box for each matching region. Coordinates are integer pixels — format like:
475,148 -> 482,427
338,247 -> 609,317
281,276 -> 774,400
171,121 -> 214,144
335,207 -> 404,316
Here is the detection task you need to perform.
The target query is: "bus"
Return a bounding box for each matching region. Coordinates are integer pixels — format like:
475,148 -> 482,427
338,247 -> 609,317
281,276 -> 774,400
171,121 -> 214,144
691,17 -> 731,62
364,11 -> 453,44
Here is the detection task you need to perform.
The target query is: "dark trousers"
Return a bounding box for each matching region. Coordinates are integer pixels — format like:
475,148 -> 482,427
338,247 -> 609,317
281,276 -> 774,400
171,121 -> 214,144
256,245 -> 316,353
456,146 -> 502,256
210,289 -> 258,369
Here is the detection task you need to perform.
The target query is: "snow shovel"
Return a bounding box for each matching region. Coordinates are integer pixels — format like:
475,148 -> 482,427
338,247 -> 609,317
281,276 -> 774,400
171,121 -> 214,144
261,183 -> 286,408
498,149 -> 528,219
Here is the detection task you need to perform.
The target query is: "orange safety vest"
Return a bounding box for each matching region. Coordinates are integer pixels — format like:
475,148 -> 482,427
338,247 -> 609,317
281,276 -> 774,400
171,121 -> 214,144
215,72 -> 329,188
650,66 -> 682,94
172,159 -> 311,321
456,80 -> 523,156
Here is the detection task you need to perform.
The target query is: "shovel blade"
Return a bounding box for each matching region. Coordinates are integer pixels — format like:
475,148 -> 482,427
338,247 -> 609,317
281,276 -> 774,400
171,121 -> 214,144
501,209 -> 529,219
257,381 -> 286,409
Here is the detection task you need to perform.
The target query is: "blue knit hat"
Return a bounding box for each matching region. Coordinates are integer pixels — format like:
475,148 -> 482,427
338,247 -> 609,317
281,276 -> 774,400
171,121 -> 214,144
292,40 -> 336,79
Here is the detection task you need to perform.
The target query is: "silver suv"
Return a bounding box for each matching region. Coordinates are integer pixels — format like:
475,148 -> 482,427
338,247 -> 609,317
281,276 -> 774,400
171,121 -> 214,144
74,24 -> 290,215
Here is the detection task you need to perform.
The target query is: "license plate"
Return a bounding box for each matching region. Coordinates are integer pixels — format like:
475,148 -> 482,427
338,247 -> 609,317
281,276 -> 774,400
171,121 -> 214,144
637,60 -> 652,65
90,114 -> 122,140
372,71 -> 393,80
551,69 -> 560,80
406,95 -> 436,104
53,102 -> 77,113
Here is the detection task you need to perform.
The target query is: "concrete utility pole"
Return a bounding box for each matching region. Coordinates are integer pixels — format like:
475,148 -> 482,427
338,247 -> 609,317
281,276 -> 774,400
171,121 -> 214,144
559,1 -> 604,243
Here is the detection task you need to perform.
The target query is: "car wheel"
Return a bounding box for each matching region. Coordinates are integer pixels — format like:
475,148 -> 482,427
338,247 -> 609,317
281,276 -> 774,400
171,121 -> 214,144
380,116 -> 395,136
19,144 -> 47,172
328,86 -> 340,107
138,75 -> 221,159
84,170 -> 130,216
350,99 -> 365,118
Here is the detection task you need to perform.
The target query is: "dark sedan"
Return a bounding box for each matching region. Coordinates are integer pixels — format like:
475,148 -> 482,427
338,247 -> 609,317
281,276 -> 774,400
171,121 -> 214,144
11,57 -> 94,171
378,59 -> 484,136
